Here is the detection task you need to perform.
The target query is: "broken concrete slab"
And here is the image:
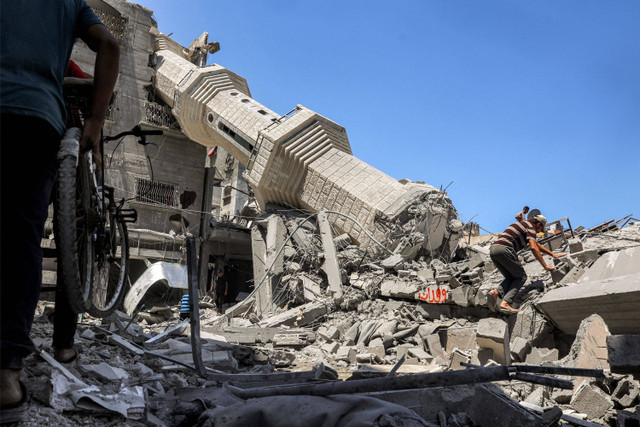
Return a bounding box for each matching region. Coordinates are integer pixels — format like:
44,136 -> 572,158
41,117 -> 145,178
440,327 -> 477,354
525,347 -> 559,365
257,301 -> 329,328
570,381 -> 614,420
82,362 -> 129,382
578,246 -> 640,283
537,271 -> 640,334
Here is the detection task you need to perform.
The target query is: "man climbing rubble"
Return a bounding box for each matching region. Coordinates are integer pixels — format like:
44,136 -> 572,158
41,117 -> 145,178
489,213 -> 565,313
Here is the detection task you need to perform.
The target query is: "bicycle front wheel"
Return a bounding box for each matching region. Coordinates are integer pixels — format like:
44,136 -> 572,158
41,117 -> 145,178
87,211 -> 129,317
55,130 -> 94,314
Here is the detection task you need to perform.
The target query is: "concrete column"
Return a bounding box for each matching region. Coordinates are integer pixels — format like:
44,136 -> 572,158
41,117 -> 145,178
251,226 -> 268,315
317,211 -> 343,303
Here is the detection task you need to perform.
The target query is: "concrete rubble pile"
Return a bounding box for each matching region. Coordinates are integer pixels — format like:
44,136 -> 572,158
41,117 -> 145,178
21,216 -> 640,426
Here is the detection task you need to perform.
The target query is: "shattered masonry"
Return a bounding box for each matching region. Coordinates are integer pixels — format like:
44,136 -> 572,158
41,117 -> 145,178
25,0 -> 640,425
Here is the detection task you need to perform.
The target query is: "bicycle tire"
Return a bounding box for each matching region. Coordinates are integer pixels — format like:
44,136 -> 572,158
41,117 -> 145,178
87,213 -> 129,317
55,129 -> 94,314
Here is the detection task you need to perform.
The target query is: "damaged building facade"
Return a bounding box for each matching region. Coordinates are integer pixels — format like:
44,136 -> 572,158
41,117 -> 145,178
26,0 -> 640,426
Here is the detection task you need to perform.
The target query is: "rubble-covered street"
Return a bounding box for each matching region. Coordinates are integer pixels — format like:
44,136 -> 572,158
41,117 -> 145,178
20,215 -> 640,426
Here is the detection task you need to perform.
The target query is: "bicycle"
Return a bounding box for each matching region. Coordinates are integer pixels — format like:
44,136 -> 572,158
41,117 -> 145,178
56,78 -> 163,316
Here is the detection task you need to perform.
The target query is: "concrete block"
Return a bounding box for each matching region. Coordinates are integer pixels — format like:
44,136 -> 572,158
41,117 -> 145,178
368,338 -> 386,359
322,341 -> 340,354
524,387 -> 546,407
476,318 -> 508,364
510,303 -> 552,348
380,279 -> 419,299
570,382 -> 613,420
273,333 -> 308,347
525,347 -> 559,365
336,346 -> 357,364
440,327 -> 477,354
448,349 -> 471,370
612,377 -> 640,408
451,285 -> 475,307
607,335 -> 640,376
407,347 -> 433,363
568,238 -> 583,253
424,334 -> 448,365
381,254 -> 404,270
396,344 -> 415,359
558,265 -> 586,286
356,352 -> 382,364
344,322 -> 360,345
268,350 -> 296,367
510,337 -> 531,362
565,314 -> 610,391
318,325 -> 340,341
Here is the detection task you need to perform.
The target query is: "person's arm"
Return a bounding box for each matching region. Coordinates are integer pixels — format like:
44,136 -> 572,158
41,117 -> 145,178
79,24 -> 120,170
537,243 -> 566,259
529,239 -> 556,271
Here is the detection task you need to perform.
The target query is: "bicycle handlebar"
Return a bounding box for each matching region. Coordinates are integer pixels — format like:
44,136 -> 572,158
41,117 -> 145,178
103,125 -> 163,142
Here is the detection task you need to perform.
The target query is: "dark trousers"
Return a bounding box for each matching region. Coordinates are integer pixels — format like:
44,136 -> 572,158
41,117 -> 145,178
1,114 -> 76,370
489,244 -> 527,304
215,292 -> 224,312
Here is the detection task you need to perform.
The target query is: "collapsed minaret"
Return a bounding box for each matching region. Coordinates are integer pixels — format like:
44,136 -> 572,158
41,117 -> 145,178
153,34 -> 461,255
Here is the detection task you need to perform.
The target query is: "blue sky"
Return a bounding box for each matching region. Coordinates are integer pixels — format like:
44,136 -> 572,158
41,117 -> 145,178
134,0 -> 639,234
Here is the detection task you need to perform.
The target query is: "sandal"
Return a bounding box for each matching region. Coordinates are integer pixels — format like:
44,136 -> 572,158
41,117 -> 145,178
0,380 -> 28,424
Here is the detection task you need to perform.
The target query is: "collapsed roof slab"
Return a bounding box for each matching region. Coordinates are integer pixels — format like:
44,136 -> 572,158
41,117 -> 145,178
536,271 -> 640,334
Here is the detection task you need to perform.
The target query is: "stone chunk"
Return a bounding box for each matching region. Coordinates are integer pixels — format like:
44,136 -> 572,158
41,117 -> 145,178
407,347 -> 432,363
424,334 -> 448,365
273,333 -> 308,347
525,347 -> 559,365
476,318 -> 508,364
607,334 -> 640,376
380,280 -> 419,299
381,254 -> 404,270
570,382 -> 613,419
448,349 -> 471,370
565,314 -> 610,390
336,346 -> 357,363
322,341 -> 340,354
510,337 -> 531,362
344,322 -> 360,345
318,326 -> 340,341
510,303 -> 552,348
568,238 -> 583,254
440,327 -> 477,354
